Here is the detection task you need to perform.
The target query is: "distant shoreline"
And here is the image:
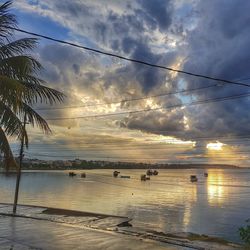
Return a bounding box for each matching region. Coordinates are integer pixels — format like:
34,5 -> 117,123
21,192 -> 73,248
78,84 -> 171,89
0,161 -> 241,171
22,163 -> 240,170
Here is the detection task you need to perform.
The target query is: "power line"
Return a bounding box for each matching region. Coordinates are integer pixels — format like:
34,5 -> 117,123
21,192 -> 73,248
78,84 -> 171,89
24,152 -> 249,160
36,84 -> 218,111
35,76 -> 250,111
21,134 -> 250,152
10,141 -> 250,153
25,150 -> 250,158
44,91 -> 250,120
23,148 -> 250,156
15,134 -> 250,147
18,145 -> 247,154
23,144 -> 250,150
32,134 -> 250,141
9,27 -> 250,88
21,148 -> 250,154
23,144 -> 250,153
21,138 -> 250,149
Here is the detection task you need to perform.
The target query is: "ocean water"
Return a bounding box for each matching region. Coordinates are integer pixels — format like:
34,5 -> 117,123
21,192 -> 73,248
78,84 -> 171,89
0,168 -> 249,243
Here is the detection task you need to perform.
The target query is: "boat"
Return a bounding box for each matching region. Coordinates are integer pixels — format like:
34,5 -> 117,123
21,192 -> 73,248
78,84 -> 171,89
153,170 -> 158,175
141,174 -> 150,181
204,173 -> 208,177
146,169 -> 153,175
113,171 -> 120,177
190,175 -> 198,182
147,169 -> 158,176
81,173 -> 86,178
120,175 -> 130,179
69,172 -> 76,177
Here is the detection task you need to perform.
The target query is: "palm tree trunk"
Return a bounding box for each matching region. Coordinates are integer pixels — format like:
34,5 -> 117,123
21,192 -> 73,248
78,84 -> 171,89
13,113 -> 27,214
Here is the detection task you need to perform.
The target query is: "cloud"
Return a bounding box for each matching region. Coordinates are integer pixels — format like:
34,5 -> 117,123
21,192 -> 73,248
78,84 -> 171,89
179,0 -> 250,140
119,109 -> 186,134
137,0 -> 173,31
12,0 -> 250,164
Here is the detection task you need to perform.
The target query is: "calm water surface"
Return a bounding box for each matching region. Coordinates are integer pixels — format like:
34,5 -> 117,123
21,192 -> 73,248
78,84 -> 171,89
0,168 -> 250,242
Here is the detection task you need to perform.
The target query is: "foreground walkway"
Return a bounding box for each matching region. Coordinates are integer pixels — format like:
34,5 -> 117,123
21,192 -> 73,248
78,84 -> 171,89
0,204 -> 242,250
0,216 -> 184,250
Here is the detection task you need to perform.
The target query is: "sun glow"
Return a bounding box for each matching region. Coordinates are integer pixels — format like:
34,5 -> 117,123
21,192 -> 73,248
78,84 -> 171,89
206,141 -> 224,151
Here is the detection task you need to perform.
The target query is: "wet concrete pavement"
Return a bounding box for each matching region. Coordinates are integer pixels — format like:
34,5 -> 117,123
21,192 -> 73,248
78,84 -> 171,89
0,216 -> 186,250
0,204 -> 187,250
0,204 -> 242,250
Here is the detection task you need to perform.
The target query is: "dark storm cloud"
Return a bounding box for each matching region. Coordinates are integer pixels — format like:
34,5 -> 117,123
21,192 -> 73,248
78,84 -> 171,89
19,0 -> 250,153
34,0 -> 177,97
184,0 -> 250,85
120,109 -> 185,133
38,44 -> 100,91
32,0 -> 175,95
117,0 -> 250,147
13,0 -> 250,164
179,0 -> 250,140
25,0 -> 181,138
95,3 -> 174,93
137,0 -> 173,31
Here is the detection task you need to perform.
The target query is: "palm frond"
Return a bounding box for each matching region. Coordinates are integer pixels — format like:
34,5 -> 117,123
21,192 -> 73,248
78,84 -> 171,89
21,79 -> 65,104
0,74 -> 24,105
0,55 -> 42,77
21,103 -> 52,135
0,126 -> 18,171
0,100 -> 27,141
0,38 -> 38,59
0,74 -> 64,107
1,100 -> 52,146
0,1 -> 16,41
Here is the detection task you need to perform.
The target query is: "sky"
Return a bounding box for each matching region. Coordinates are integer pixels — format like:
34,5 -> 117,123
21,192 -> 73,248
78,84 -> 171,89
6,0 -> 250,166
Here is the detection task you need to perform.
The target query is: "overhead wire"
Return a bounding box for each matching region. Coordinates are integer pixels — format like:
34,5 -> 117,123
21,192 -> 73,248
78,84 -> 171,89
21,139 -> 250,150
13,134 -> 250,150
8,27 -> 250,88
44,91 -> 250,120
7,28 -> 250,164
35,76 -> 250,111
21,150 -> 250,161
36,84 -> 218,111
24,152 -> 250,159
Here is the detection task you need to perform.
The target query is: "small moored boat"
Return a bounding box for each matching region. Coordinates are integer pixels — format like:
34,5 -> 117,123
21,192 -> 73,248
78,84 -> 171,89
81,173 -> 86,178
69,172 -> 76,177
141,174 -> 147,181
120,175 -> 130,179
146,169 -> 153,176
153,170 -> 159,175
190,175 -> 198,182
113,171 -> 120,177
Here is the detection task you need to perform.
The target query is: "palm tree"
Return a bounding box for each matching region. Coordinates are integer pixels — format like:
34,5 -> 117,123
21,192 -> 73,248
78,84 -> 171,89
0,1 -> 64,172
0,1 -> 65,213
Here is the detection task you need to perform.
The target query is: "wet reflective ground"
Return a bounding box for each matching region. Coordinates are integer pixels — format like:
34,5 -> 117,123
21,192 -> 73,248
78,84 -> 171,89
0,215 -> 182,250
0,169 -> 249,243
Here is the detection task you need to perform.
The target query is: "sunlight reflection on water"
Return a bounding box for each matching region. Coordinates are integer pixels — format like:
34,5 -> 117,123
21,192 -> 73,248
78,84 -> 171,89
207,172 -> 226,205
